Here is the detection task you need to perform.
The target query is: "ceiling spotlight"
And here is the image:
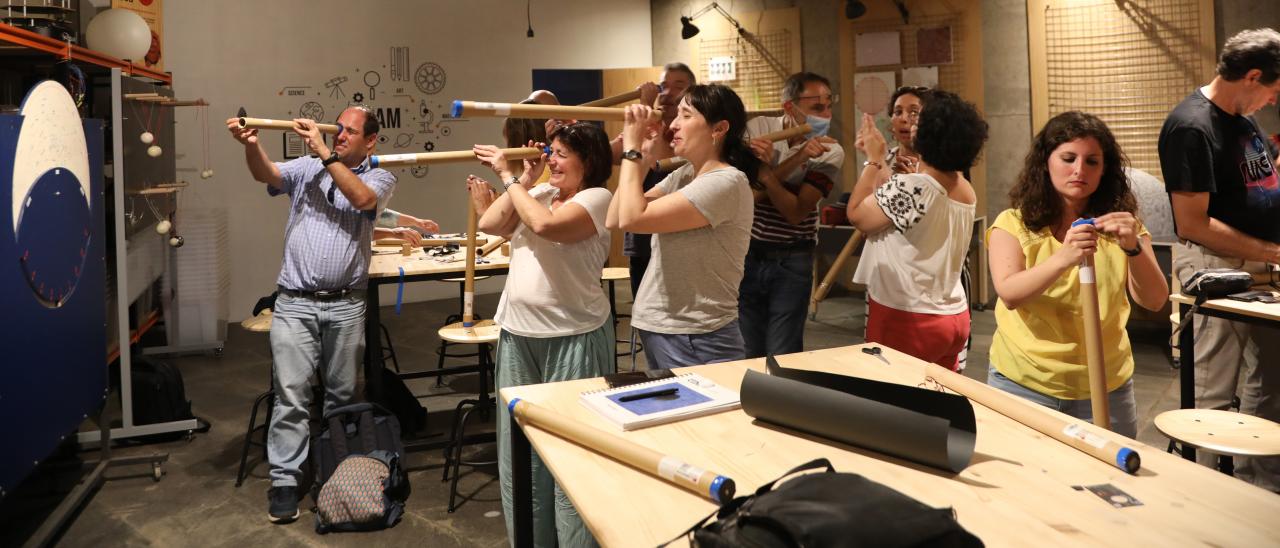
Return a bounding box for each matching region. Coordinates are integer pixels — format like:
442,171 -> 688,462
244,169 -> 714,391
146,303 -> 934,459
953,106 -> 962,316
845,0 -> 867,19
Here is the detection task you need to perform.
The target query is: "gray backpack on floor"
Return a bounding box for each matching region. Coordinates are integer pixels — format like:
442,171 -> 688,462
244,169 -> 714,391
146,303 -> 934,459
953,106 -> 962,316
311,403 -> 410,533
315,450 -> 408,533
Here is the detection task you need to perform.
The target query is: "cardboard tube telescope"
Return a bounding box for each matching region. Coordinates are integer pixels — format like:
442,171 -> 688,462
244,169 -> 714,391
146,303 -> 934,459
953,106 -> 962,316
236,117 -> 341,135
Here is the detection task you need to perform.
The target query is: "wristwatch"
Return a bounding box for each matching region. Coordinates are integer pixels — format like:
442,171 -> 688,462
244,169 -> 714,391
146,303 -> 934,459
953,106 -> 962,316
504,176 -> 521,190
1123,241 -> 1142,257
622,149 -> 643,162
322,150 -> 341,166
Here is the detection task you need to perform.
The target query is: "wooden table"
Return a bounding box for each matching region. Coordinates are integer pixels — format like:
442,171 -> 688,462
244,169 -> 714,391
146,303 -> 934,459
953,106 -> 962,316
363,236 -> 510,412
501,345 -> 1280,547
1169,286 -> 1280,464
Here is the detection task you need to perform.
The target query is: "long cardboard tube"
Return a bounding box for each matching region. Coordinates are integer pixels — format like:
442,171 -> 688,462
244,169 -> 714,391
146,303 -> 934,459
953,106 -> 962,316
1079,254 -> 1110,429
579,89 -> 642,107
479,236 -> 507,257
451,100 -> 661,123
237,117 -> 341,134
656,123 -> 814,172
748,108 -> 784,118
922,361 -> 1140,473
374,237 -> 489,247
811,229 -> 864,313
463,198 -> 478,333
370,147 -> 544,168
508,398 -> 736,503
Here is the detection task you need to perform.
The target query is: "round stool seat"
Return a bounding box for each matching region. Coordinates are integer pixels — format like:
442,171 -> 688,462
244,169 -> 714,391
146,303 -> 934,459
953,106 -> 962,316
601,267 -> 630,281
441,275 -> 492,283
438,319 -> 500,344
240,310 -> 273,333
1155,409 -> 1280,458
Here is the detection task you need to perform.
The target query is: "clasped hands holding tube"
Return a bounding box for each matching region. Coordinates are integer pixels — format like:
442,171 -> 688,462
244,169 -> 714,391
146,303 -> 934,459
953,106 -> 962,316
226,116 -> 333,158
1052,214 -> 1141,268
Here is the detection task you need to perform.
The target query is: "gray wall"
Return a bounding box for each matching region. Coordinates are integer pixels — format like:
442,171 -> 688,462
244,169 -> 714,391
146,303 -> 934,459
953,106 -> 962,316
162,0 -> 653,318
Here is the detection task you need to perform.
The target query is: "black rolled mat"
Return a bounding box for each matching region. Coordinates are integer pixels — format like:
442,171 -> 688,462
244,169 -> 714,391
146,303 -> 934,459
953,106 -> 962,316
739,356 -> 977,473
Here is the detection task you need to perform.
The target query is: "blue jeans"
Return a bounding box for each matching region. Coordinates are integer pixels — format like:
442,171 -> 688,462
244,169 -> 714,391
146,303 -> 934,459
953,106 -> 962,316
737,248 -> 813,358
987,368 -> 1138,439
267,291 -> 365,486
639,319 -> 745,369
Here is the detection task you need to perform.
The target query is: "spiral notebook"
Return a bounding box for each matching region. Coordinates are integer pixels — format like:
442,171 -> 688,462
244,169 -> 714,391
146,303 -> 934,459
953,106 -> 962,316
580,372 -> 741,431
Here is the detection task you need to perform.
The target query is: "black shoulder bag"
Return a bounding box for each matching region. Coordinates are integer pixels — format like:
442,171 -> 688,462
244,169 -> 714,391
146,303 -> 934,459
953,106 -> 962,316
665,458 -> 983,548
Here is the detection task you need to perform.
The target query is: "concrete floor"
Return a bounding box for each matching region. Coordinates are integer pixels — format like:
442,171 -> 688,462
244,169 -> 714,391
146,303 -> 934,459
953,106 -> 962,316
1,288 -> 1184,547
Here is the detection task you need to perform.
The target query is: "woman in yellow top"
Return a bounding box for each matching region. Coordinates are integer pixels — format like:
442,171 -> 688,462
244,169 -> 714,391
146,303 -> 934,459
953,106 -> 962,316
987,111 -> 1168,438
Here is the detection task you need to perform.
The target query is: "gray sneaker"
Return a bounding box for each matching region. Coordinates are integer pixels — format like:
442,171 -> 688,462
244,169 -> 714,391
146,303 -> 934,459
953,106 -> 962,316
267,486 -> 300,524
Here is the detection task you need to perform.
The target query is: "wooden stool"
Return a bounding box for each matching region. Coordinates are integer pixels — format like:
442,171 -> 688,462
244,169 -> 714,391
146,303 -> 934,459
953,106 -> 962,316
601,267 -> 642,371
236,311 -> 273,487
434,275 -> 493,386
437,319 -> 500,512
1155,409 -> 1280,474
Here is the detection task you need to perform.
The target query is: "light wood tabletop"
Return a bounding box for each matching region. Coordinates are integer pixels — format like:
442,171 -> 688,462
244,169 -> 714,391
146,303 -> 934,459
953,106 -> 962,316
369,233 -> 510,279
1169,286 -> 1280,322
502,345 -> 1280,547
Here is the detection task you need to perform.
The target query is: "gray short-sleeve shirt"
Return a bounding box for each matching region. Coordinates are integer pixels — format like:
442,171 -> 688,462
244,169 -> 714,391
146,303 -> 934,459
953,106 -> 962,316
631,164 -> 754,334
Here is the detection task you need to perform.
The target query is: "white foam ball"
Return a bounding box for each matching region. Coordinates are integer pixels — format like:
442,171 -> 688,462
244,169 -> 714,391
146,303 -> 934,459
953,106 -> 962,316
85,9 -> 150,62
147,145 -> 162,157
139,131 -> 154,144
155,219 -> 171,234
201,169 -> 214,179
168,236 -> 184,248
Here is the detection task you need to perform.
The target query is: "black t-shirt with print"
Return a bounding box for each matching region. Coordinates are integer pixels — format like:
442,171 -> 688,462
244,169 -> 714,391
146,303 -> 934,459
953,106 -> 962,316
1158,89 -> 1280,244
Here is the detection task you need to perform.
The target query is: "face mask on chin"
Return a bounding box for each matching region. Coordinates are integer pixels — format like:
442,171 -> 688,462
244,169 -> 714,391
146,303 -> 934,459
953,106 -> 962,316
804,114 -> 831,139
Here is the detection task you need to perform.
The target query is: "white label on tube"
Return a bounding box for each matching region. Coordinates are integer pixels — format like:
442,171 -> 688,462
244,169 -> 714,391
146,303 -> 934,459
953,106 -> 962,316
381,153 -> 413,163
1079,265 -> 1096,284
1063,423 -> 1107,449
657,457 -> 705,484
475,102 -> 510,116
464,292 -> 474,315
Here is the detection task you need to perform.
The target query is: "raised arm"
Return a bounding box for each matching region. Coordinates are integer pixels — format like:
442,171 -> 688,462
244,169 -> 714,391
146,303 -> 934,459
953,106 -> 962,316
226,117 -> 282,189
989,223 -> 1097,310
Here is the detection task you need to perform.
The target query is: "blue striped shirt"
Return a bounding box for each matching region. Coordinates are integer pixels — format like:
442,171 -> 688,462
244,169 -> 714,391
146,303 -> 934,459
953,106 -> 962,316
270,156 -> 396,291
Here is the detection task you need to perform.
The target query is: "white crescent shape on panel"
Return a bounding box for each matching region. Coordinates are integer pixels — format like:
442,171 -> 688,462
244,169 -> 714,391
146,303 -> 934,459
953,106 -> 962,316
12,80 -> 92,234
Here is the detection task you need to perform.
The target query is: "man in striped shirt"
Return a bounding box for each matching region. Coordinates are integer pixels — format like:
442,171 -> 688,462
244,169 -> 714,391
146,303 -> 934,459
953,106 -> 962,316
226,105 -> 397,523
739,72 -> 844,358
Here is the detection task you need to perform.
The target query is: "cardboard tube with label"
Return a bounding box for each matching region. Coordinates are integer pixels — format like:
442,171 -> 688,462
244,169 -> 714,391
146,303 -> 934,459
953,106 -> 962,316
508,398 -> 735,503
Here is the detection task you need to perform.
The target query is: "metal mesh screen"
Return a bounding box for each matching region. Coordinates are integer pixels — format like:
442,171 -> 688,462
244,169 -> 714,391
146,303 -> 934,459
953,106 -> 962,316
697,30 -> 792,109
1043,0 -> 1210,179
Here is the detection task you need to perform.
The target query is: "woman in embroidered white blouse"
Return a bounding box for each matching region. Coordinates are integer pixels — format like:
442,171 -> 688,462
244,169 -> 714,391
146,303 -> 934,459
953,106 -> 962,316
846,90 -> 989,370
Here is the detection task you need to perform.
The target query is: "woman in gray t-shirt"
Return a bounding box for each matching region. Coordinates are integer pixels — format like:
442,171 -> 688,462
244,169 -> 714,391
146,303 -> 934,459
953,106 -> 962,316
608,84 -> 760,368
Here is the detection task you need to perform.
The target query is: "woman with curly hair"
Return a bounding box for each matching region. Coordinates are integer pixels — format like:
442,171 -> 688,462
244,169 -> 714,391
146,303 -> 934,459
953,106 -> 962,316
848,90 -> 987,370
986,111 -> 1167,437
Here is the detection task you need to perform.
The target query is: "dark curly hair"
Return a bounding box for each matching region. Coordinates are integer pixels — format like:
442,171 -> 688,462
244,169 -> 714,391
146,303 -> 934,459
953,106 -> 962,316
913,90 -> 987,172
1010,111 -> 1136,232
548,121 -> 612,189
887,85 -> 929,115
684,83 -> 761,184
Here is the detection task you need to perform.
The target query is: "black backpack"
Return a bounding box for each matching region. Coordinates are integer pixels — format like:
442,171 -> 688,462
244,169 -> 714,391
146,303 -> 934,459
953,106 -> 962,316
311,403 -> 408,488
674,459 -> 983,548
131,357 -> 194,426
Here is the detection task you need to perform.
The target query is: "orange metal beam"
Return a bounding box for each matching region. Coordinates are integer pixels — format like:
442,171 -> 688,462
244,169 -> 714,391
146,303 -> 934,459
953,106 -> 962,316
0,22 -> 171,84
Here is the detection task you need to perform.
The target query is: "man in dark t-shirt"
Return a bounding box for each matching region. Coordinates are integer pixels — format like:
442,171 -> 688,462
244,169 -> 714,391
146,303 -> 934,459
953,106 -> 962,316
1158,28 -> 1280,493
